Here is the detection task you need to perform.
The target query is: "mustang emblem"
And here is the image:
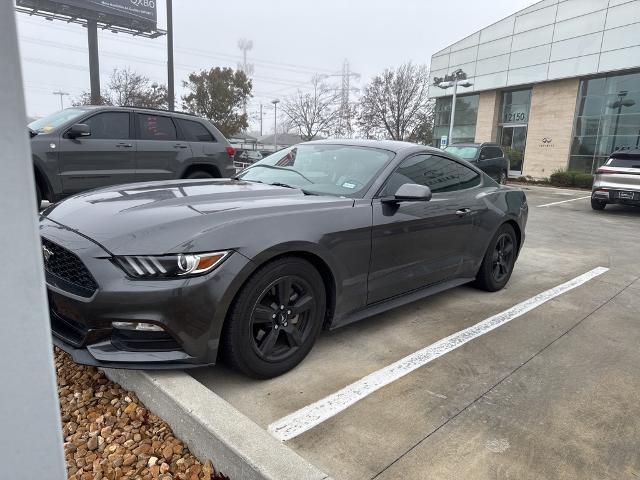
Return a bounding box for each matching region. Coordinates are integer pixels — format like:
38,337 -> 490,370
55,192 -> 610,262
42,244 -> 54,263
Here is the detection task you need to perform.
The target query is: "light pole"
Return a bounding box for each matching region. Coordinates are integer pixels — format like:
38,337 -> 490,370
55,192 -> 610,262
608,91 -> 636,152
271,99 -> 280,150
435,69 -> 473,146
167,0 -> 175,111
52,90 -> 69,109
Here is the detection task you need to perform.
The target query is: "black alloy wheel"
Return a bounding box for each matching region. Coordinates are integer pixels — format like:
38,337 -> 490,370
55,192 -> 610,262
250,276 -> 316,362
222,257 -> 325,378
474,223 -> 518,292
492,233 -> 515,283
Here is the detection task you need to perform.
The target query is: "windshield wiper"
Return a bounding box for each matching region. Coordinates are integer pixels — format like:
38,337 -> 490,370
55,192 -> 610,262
269,182 -> 318,196
28,128 -> 38,138
244,164 -> 314,184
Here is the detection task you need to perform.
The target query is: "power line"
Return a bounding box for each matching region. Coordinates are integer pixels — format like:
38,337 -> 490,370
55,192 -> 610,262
18,17 -> 336,75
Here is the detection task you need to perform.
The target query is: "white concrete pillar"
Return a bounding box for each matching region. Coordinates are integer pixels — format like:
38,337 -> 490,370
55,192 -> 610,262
0,5 -> 66,479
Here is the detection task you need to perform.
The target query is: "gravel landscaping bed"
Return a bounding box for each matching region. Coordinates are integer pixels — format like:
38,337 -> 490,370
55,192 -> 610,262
55,348 -> 228,480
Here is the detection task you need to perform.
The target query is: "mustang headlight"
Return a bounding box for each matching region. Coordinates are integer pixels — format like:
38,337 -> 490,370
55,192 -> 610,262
114,251 -> 230,279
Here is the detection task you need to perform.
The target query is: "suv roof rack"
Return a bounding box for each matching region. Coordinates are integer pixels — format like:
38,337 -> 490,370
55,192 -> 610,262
120,105 -> 197,117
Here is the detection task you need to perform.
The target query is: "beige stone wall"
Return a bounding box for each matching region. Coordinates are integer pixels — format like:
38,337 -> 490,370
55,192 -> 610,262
522,78 -> 580,179
474,91 -> 500,143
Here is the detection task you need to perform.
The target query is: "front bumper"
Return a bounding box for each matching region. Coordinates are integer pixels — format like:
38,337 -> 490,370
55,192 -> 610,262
40,219 -> 252,369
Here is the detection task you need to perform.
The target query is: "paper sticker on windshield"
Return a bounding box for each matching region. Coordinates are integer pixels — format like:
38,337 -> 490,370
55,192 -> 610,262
342,182 -> 357,189
42,126 -> 54,133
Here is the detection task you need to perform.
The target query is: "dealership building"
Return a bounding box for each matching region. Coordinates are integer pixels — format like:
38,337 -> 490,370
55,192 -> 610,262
428,0 -> 640,178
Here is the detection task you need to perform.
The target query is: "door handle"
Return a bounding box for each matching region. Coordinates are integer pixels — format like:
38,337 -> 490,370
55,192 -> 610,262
173,144 -> 188,149
116,143 -> 133,148
456,208 -> 472,217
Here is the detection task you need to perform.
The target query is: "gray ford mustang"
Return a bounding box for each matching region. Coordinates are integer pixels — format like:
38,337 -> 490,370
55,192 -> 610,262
41,139 -> 528,378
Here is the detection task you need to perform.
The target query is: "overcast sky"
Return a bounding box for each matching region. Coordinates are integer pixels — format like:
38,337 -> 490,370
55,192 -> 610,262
17,0 -> 534,130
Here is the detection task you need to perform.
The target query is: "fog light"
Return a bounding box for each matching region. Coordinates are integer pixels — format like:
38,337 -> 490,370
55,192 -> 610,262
112,321 -> 164,332
593,189 -> 610,198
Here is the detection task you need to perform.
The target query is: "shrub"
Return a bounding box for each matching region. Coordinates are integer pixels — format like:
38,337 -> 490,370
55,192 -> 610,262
549,169 -> 593,189
550,170 -> 573,187
573,172 -> 594,189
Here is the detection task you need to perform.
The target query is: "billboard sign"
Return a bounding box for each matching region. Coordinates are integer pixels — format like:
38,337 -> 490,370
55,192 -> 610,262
16,0 -> 158,31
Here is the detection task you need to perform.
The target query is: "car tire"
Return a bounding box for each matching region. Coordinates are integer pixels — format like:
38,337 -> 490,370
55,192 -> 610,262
186,170 -> 214,179
591,198 -> 606,210
499,171 -> 508,185
474,223 -> 518,292
222,257 -> 326,379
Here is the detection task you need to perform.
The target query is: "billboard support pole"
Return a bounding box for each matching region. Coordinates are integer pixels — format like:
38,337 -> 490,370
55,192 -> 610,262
87,19 -> 101,105
167,0 -> 175,111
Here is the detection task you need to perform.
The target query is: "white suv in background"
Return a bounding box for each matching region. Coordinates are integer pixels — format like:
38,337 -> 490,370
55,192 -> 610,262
592,150 -> 640,210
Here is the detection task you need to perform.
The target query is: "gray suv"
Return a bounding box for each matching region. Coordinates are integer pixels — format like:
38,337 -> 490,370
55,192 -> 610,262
28,106 -> 236,205
444,143 -> 510,184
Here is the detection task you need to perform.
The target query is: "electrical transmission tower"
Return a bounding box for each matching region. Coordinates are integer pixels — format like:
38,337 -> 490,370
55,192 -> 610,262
325,60 -> 360,138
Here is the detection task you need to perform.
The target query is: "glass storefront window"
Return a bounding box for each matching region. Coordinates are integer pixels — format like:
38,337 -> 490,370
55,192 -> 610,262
432,94 -> 479,146
569,70 -> 640,173
500,89 -> 532,125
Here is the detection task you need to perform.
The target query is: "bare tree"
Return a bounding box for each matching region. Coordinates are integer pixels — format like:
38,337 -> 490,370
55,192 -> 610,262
74,68 -> 168,109
281,76 -> 340,141
357,63 -> 432,141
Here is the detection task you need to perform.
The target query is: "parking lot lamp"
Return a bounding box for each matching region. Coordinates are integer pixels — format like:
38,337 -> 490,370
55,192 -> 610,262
272,99 -> 280,150
436,70 -> 473,146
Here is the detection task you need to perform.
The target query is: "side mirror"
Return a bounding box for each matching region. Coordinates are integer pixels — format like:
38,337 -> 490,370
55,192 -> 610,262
67,123 -> 91,139
383,183 -> 432,203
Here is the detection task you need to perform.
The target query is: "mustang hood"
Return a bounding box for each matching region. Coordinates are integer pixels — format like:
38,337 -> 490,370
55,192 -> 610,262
42,179 -> 353,255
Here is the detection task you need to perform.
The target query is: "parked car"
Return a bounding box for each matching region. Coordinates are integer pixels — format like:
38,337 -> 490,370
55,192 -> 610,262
591,149 -> 640,210
444,143 -> 510,184
28,106 -> 236,206
238,149 -> 263,163
41,140 -> 528,378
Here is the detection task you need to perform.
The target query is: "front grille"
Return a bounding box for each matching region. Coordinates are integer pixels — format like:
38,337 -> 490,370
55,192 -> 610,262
42,237 -> 98,297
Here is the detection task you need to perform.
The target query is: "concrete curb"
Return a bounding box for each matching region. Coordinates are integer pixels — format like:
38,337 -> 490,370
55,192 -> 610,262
104,369 -> 330,480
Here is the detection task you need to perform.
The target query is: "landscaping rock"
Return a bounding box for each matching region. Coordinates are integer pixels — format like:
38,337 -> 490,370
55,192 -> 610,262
55,348 -> 228,480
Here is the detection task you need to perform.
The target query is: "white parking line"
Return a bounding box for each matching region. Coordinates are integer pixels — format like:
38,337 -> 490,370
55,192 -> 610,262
268,267 -> 609,442
537,196 -> 591,208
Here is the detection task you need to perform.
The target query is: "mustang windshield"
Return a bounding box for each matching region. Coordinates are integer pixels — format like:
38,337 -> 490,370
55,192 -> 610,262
238,144 -> 394,197
28,108 -> 86,134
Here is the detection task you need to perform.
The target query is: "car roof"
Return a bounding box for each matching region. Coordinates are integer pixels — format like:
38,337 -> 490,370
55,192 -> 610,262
302,138 -> 440,154
610,149 -> 640,158
447,142 -> 500,148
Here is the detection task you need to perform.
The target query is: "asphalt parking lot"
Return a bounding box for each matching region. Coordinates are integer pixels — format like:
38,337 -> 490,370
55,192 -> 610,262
188,184 -> 640,480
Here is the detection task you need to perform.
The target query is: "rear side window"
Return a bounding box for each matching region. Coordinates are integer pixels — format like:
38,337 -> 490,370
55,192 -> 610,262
486,147 -> 503,159
178,119 -> 216,142
607,156 -> 640,168
138,114 -> 177,141
84,112 -> 130,140
455,162 -> 482,189
383,154 -> 480,195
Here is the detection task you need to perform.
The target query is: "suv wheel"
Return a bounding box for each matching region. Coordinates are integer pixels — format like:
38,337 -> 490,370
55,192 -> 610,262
591,198 -> 606,210
222,257 -> 326,378
186,170 -> 214,179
